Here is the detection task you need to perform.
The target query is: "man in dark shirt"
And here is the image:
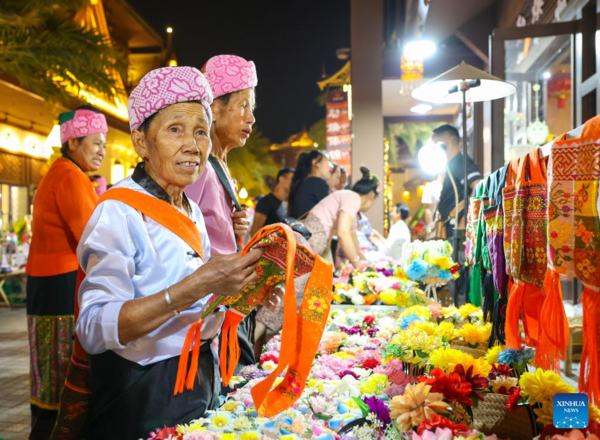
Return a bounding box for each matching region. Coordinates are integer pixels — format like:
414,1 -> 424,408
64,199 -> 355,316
432,124 -> 482,239
250,167 -> 294,236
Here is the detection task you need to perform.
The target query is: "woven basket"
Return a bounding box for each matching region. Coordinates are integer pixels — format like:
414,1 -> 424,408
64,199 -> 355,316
447,402 -> 474,428
473,397 -> 538,440
450,344 -> 487,359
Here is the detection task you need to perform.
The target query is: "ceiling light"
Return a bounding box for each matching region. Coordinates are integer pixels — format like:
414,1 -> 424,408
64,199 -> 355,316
166,27 -> 173,34
543,71 -> 551,79
410,104 -> 433,114
403,40 -> 436,61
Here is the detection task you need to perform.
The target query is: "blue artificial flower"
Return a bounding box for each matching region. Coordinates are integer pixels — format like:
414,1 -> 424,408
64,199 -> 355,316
438,269 -> 453,281
498,347 -> 536,365
400,314 -> 423,330
405,259 -> 428,281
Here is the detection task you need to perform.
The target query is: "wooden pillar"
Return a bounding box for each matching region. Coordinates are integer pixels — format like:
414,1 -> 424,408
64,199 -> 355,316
350,0 -> 385,231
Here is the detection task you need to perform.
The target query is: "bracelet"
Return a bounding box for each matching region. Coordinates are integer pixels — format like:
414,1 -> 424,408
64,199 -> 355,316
164,287 -> 181,316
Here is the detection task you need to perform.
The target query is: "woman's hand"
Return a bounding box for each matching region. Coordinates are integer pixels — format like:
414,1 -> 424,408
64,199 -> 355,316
232,209 -> 250,236
193,249 -> 262,298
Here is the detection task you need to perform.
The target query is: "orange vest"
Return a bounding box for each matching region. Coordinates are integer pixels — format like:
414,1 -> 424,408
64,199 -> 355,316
26,158 -> 98,277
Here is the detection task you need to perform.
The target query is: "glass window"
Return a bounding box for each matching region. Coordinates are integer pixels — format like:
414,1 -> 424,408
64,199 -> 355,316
504,35 -> 572,163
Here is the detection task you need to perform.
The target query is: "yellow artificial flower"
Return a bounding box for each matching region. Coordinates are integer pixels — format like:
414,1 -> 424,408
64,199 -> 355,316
232,416 -> 253,431
210,412 -> 232,430
410,321 -> 436,336
333,351 -> 354,360
429,346 -> 492,377
239,433 -> 261,440
359,373 -> 390,395
390,382 -> 450,432
401,305 -> 432,320
380,289 -> 398,305
262,360 -> 277,371
485,345 -> 504,364
177,420 -> 206,435
519,369 -> 576,405
458,303 -> 481,320
394,267 -> 408,281
457,322 -> 492,346
442,306 -> 459,319
533,402 -> 554,426
590,404 -> 600,421
396,291 -> 410,308
434,321 -> 457,342
431,256 -> 453,270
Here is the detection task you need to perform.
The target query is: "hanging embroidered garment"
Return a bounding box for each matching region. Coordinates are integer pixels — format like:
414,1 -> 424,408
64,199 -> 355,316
467,180 -> 487,307
482,164 -> 510,346
504,151 -> 548,350
174,223 -> 334,417
546,116 -> 600,405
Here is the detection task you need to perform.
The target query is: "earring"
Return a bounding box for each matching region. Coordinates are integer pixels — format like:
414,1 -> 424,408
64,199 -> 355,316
143,156 -> 148,161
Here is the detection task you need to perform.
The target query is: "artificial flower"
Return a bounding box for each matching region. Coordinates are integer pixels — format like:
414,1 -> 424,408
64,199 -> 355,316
208,412 -> 232,431
401,305 -> 432,320
380,289 -> 398,305
506,386 -> 523,411
416,414 -> 469,436
428,303 -> 444,319
487,363 -> 512,380
364,396 -> 392,427
361,359 -> 381,370
497,347 -> 535,367
389,382 -> 450,432
419,367 -> 473,406
385,383 -> 409,398
262,360 -> 277,371
239,432 -> 262,440
519,368 -> 576,405
320,333 -> 346,355
457,322 -> 492,346
457,303 -> 481,320
489,376 -> 518,394
484,345 -> 504,364
453,364 -> 488,401
434,321 -> 457,342
359,373 -> 390,396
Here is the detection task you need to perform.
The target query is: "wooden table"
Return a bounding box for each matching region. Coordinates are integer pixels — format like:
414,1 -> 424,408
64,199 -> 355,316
0,269 -> 26,308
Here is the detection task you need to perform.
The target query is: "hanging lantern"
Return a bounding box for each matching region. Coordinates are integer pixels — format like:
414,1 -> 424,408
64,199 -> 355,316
401,56 -> 424,82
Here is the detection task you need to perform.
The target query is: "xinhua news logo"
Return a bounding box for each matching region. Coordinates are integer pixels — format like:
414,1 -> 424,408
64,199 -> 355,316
553,393 -> 589,429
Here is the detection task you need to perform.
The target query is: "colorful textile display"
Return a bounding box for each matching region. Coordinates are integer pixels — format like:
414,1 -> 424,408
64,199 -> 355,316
175,223 -> 334,418
504,151 -> 548,352
546,115 -> 600,405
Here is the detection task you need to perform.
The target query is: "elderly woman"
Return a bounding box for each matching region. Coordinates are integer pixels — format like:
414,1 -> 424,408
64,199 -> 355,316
74,67 -> 270,439
26,106 -> 107,438
185,55 -> 260,370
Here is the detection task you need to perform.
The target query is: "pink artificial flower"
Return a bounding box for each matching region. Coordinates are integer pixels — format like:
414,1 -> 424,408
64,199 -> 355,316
375,359 -> 404,376
428,303 -> 443,319
384,383 -> 408,398
550,432 -> 600,440
411,428 -> 455,440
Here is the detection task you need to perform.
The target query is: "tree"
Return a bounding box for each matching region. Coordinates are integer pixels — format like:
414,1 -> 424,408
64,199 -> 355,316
228,128 -> 279,197
0,0 -> 125,104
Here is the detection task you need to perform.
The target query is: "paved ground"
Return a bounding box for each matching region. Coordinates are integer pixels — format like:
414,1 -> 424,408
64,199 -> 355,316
0,307 -> 31,440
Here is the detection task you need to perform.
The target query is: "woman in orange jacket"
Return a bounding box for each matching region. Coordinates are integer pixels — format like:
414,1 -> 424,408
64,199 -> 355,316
25,106 -> 107,439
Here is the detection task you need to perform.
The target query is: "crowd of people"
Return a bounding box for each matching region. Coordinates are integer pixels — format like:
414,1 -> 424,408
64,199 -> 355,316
23,51 -> 482,439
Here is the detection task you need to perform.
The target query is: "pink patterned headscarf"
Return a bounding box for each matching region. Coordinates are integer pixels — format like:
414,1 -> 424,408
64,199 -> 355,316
202,55 -> 258,99
128,66 -> 213,131
59,109 -> 107,144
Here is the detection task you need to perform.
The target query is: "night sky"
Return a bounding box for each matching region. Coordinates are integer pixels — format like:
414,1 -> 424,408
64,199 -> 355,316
127,0 -> 350,143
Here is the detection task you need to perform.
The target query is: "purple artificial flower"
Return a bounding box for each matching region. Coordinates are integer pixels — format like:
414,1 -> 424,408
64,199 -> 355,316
367,327 -> 379,337
339,325 -> 364,336
364,396 -> 392,427
340,370 -> 360,380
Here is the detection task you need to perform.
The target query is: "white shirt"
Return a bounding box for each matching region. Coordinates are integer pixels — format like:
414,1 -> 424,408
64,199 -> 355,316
380,220 -> 411,261
76,175 -> 225,366
421,179 -> 443,213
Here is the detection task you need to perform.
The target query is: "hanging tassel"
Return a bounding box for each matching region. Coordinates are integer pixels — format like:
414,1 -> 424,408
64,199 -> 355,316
174,320 -> 203,395
490,292 -> 508,347
521,283 -> 545,348
537,270 -> 569,372
220,309 -> 245,387
505,281 -> 526,348
579,287 -> 600,406
482,272 -> 495,322
469,264 -> 483,307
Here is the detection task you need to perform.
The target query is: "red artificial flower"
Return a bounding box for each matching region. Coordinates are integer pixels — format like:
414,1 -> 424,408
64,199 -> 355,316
260,353 -> 279,365
361,359 -> 381,370
506,386 -> 522,411
488,363 -> 512,380
154,427 -> 181,439
419,367 -> 473,406
417,414 -> 470,436
363,315 -> 376,327
453,364 -> 487,401
450,264 -> 460,274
